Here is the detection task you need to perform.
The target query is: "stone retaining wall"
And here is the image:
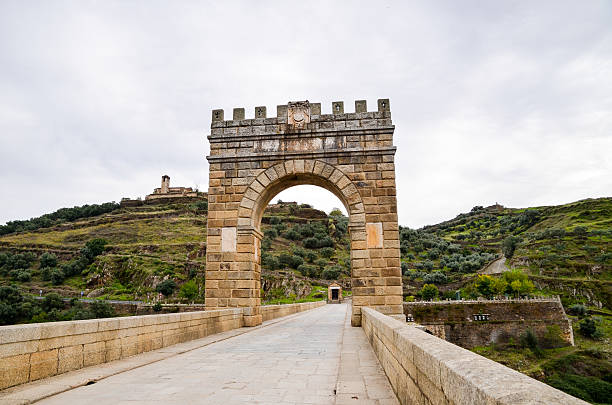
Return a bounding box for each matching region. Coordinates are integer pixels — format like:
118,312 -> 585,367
0,301 -> 325,390
361,307 -> 588,405
403,297 -> 574,348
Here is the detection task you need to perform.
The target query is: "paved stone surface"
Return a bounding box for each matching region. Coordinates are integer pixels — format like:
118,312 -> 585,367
36,303 -> 398,404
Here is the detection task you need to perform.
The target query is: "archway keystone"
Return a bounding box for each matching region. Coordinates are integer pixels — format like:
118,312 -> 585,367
206,99 -> 404,326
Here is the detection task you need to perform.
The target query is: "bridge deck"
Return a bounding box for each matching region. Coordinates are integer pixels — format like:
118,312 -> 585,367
36,303 -> 398,405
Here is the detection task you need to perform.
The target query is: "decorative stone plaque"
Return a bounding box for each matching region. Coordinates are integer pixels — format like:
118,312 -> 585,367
366,222 -> 384,248
221,227 -> 237,252
287,101 -> 310,129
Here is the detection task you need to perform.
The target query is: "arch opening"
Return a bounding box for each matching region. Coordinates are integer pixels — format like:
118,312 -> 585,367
251,172 -> 355,231
257,181 -> 352,306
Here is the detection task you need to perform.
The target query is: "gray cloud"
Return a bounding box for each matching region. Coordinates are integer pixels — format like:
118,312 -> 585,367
1,0 -> 611,228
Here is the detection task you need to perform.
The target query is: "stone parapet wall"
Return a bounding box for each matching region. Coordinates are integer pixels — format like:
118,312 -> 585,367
261,300 -> 326,322
361,307 -> 588,405
0,301 -> 325,390
403,297 -> 574,348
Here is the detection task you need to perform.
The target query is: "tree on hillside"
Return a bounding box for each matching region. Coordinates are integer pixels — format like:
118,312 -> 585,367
502,235 -> 521,258
502,270 -> 534,297
420,284 -> 439,301
179,280 -> 198,301
40,252 -> 58,268
474,275 -> 508,299
156,279 -> 177,297
329,208 -> 343,217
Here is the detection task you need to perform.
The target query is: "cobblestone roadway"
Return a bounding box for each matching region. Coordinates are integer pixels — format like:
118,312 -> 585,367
38,303 -> 398,405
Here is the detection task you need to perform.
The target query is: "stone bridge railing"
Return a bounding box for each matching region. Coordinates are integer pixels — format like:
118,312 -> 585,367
361,307 -> 588,405
0,301 -> 325,390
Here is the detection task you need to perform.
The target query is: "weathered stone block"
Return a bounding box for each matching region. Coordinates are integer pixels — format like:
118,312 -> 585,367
0,353 -> 30,390
83,341 -> 106,367
58,344 -> 84,374
29,349 -> 58,381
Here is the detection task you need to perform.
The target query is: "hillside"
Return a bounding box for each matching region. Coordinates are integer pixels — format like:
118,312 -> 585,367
402,197 -> 611,309
0,197 -> 349,311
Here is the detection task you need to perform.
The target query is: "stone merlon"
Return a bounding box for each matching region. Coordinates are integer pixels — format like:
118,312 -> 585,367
210,99 -> 392,133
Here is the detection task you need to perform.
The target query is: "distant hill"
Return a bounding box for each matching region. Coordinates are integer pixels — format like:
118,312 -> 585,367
0,198 -> 348,305
401,197 -> 611,309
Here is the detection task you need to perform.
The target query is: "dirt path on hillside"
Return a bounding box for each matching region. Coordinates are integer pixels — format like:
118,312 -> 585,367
481,256 -> 509,275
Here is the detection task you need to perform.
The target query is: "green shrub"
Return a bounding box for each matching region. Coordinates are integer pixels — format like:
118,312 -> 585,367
9,269 -> 31,282
153,302 -> 162,312
156,279 -> 177,297
291,246 -> 306,257
297,264 -> 319,278
179,280 -> 198,300
322,265 -> 342,280
303,237 -> 318,249
80,238 -> 108,262
264,228 -> 278,239
420,284 -> 439,301
298,224 -> 315,238
423,271 -> 447,285
519,329 -> 541,355
0,202 -> 119,236
568,304 -> 587,317
40,252 -> 58,268
318,236 -> 334,248
304,251 -> 317,263
49,268 -> 66,285
40,266 -> 54,281
0,252 -> 36,271
283,229 -> 300,241
42,293 -> 65,312
314,258 -> 328,270
261,253 -> 280,270
416,260 -> 434,271
189,200 -> 208,212
278,253 -> 302,269
579,317 -> 602,339
320,247 -> 334,258
90,300 -> 115,318
0,285 -> 27,325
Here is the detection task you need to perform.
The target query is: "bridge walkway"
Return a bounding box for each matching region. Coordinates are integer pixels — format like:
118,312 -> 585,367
37,303 -> 398,405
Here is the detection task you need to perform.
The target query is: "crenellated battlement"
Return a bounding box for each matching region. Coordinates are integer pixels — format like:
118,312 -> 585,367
209,99 -> 392,137
207,98 -> 396,163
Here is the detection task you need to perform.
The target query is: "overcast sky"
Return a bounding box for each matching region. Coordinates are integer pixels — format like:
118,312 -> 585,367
1,1 -> 610,228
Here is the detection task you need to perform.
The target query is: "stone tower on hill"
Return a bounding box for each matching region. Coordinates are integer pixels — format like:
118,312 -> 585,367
145,175 -> 199,200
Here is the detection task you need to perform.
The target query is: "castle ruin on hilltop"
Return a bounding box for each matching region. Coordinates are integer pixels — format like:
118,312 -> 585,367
120,175 -> 206,207
145,175 -> 198,200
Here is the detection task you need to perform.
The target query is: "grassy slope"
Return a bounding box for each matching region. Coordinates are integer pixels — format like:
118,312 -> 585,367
0,199 -> 348,302
416,197 -> 612,308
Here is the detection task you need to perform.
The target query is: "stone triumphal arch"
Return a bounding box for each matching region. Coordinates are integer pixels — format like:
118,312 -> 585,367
205,99 -> 403,326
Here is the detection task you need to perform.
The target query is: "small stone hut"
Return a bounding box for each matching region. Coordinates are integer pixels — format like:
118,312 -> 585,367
328,283 -> 342,303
